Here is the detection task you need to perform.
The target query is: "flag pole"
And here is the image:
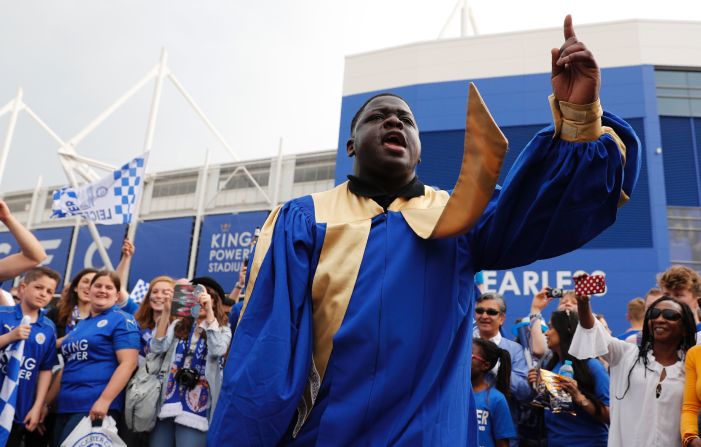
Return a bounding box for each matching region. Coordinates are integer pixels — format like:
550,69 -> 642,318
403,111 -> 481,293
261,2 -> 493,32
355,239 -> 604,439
58,156 -> 114,270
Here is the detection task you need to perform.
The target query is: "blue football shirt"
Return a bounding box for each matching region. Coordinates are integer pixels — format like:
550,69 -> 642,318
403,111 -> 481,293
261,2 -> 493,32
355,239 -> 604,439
58,306 -> 140,414
473,387 -> 517,447
0,305 -> 58,424
117,298 -> 138,315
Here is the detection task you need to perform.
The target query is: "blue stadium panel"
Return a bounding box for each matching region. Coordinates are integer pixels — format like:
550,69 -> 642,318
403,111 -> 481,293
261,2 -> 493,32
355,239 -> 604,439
660,116 -> 700,206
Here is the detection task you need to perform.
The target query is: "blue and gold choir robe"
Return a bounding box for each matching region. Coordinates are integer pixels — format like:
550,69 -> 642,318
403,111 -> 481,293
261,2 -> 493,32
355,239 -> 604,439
208,93 -> 640,446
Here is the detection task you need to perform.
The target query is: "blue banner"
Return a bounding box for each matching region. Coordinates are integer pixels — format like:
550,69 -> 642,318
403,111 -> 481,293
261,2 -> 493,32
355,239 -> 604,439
129,217 -> 194,290
195,211 -> 269,290
0,227 -> 74,292
484,248 -> 660,336
70,224 -> 127,277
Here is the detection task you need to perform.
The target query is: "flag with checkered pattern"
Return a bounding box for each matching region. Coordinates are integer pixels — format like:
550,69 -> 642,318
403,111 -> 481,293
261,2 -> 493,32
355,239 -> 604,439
0,323 -> 28,445
51,154 -> 148,225
129,279 -> 150,304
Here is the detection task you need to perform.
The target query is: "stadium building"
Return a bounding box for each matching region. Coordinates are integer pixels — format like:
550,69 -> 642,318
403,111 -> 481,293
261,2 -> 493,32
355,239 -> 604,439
2,19 -> 701,333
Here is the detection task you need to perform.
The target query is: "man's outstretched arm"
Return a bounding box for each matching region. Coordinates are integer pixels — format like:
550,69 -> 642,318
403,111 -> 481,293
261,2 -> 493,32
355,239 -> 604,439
0,200 -> 46,280
470,16 -> 640,271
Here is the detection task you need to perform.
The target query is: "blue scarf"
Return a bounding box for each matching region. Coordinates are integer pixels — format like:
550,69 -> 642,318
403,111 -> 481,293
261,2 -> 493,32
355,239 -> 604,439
159,324 -> 210,431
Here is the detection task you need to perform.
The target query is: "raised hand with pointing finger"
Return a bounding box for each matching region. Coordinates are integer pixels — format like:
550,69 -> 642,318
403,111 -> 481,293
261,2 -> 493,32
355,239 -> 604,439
551,15 -> 600,105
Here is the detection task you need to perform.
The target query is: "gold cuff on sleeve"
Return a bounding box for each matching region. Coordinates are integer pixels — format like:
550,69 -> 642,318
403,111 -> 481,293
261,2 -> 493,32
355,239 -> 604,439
549,95 -> 604,142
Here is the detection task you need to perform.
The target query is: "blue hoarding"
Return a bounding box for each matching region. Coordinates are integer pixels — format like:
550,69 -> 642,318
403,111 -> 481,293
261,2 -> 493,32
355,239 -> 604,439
195,211 -> 269,291
0,226 -> 74,291
70,224 -> 127,278
482,248 -> 660,336
129,217 -> 194,289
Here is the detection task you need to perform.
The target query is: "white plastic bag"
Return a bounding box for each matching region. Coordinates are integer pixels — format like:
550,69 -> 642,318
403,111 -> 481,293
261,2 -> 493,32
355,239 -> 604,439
60,415 -> 126,447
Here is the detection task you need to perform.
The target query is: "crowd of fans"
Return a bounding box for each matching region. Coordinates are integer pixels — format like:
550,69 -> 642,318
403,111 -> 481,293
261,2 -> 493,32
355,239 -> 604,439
473,266 -> 701,447
0,201 -> 249,447
3,189 -> 701,447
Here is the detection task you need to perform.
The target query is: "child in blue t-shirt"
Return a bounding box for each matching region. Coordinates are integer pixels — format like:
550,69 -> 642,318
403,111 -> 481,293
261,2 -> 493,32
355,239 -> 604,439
0,267 -> 60,447
472,338 -> 517,447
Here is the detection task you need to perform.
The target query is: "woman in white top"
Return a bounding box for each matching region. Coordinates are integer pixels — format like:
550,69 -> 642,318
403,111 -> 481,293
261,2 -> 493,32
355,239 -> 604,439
569,294 -> 696,447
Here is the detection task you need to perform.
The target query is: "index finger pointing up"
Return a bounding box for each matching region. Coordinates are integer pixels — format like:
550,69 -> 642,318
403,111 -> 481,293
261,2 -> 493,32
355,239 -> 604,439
563,14 -> 575,40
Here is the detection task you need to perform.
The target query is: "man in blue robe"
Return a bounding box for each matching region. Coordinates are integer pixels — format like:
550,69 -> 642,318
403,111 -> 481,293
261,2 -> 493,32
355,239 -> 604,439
209,16 -> 640,446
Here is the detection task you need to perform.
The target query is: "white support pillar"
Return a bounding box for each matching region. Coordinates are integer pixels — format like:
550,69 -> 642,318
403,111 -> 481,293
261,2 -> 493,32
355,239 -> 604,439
14,174 -> 43,287
187,149 -> 210,279
125,49 -> 168,247
460,0 -> 469,37
0,88 -> 23,188
167,72 -> 273,205
63,218 -> 82,287
26,175 -> 42,230
143,48 -> 169,157
271,138 -> 284,207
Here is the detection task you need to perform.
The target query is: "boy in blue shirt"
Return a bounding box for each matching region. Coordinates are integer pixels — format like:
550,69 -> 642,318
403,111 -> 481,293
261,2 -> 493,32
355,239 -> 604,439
0,266 -> 59,447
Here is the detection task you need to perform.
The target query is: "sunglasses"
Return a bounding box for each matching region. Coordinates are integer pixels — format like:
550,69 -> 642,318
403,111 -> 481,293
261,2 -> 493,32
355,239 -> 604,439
475,307 -> 500,316
649,308 -> 682,321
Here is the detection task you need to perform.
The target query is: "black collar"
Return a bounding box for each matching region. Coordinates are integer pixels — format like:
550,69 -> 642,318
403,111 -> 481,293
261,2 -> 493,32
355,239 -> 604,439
347,175 -> 425,210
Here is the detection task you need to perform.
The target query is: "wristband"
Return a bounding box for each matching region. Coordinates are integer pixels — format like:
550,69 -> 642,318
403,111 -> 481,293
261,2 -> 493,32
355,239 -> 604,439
529,312 -> 543,322
684,435 -> 700,447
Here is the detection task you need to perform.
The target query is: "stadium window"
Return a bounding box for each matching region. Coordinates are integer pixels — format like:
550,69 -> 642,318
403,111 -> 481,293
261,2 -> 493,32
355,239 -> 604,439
668,207 -> 701,273
219,164 -> 270,191
152,178 -> 197,198
656,68 -> 701,117
3,195 -> 31,213
293,162 -> 335,183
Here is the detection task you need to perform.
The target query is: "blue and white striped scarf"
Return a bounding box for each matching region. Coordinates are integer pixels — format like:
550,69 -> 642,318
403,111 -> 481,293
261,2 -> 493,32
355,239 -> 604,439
159,327 -> 210,431
0,335 -> 27,445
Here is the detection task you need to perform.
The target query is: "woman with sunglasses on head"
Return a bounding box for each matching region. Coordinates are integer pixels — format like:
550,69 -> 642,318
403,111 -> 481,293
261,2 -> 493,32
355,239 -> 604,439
527,310 -> 610,447
472,338 -> 517,447
570,294 -> 696,447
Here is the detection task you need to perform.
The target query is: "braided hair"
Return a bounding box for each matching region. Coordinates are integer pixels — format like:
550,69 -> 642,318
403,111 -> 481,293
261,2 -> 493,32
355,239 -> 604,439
616,295 -> 696,400
473,338 -> 512,398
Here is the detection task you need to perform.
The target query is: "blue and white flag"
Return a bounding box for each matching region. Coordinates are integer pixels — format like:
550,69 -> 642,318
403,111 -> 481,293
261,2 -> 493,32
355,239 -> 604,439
0,319 -> 28,446
129,279 -> 150,304
51,155 -> 148,225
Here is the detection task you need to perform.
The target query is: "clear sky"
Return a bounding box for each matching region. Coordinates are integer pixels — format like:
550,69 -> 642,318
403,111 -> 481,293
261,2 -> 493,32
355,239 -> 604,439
1,0 -> 700,191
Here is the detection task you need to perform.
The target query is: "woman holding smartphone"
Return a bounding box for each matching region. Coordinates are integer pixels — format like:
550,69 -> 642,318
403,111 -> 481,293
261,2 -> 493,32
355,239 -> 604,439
149,277 -> 231,447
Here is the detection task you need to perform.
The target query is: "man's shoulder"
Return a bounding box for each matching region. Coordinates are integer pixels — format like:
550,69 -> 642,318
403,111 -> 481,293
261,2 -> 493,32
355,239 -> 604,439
498,336 -> 524,352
